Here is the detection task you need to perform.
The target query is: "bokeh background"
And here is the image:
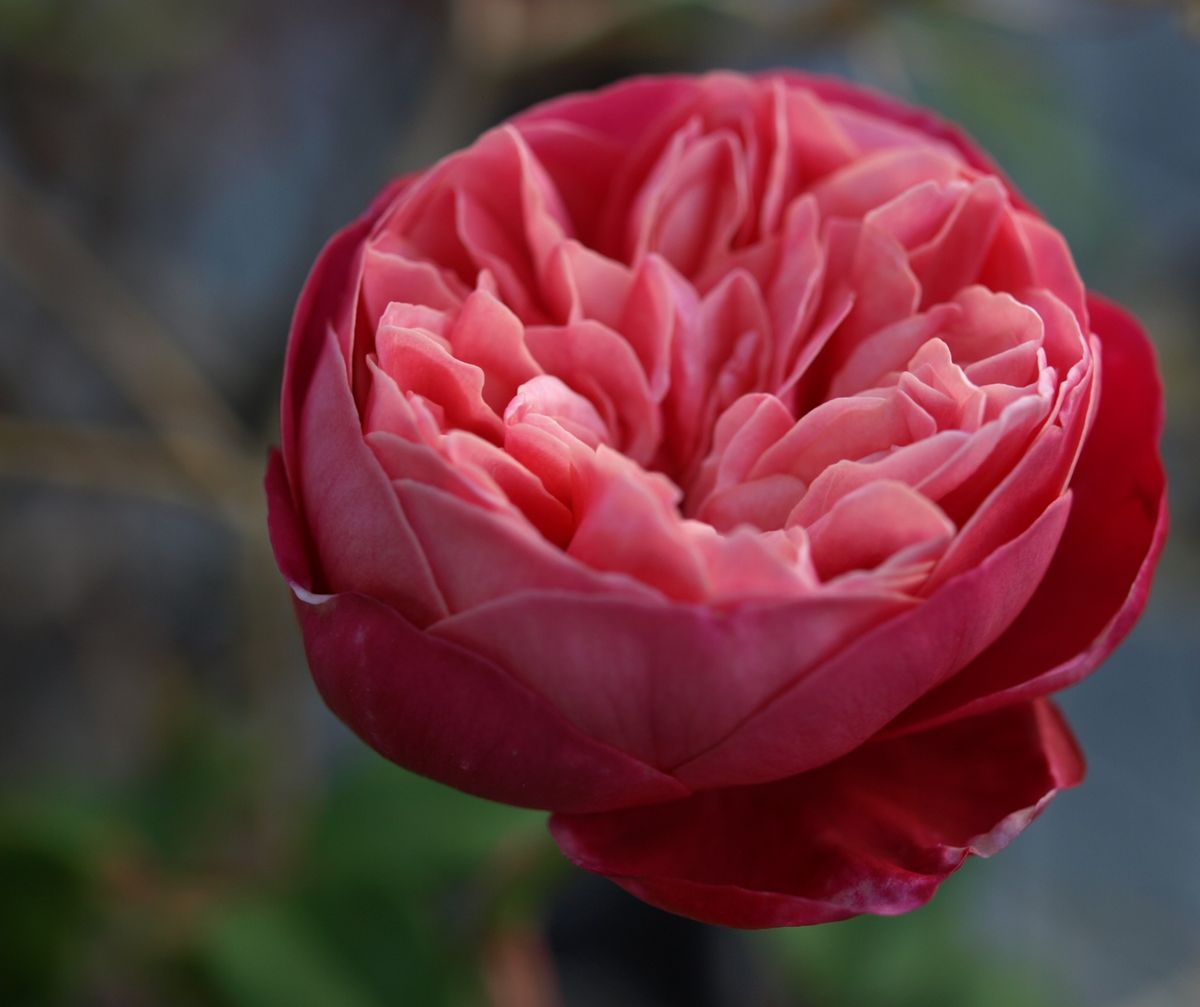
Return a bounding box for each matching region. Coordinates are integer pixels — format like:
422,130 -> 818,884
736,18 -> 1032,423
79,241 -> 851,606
2,1 -> 1198,1004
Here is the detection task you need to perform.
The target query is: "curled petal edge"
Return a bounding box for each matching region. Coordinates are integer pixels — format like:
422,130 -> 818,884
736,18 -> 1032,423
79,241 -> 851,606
550,699 -> 1083,928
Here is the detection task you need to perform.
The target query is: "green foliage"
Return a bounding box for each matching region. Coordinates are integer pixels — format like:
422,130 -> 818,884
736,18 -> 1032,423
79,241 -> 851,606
197,900 -> 380,1007
288,758 -> 550,1007
122,711 -> 261,871
0,796 -> 110,1005
0,716 -> 550,1007
759,882 -> 1069,1007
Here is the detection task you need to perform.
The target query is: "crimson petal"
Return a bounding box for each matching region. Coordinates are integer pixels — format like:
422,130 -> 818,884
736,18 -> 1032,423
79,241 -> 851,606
550,700 -> 1082,928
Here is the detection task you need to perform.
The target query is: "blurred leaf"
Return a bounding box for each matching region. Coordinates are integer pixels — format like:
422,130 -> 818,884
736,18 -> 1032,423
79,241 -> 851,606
0,794 -> 113,1005
123,707 -> 258,871
303,756 -> 543,891
292,756 -> 554,1005
198,900 -> 380,1007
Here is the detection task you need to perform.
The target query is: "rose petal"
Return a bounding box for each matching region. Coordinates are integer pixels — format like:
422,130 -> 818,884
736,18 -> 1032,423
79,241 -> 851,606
394,477 -> 654,612
447,289 -> 542,413
550,699 -> 1082,927
431,586 -> 910,772
672,492 -> 1070,788
296,329 -> 448,623
890,295 -> 1168,732
292,588 -> 688,814
807,479 -> 956,579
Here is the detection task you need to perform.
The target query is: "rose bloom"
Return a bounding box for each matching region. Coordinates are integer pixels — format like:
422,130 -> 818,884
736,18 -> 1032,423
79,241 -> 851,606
267,72 -> 1167,927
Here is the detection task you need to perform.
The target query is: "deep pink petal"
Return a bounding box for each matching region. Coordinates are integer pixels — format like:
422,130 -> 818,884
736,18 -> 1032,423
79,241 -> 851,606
550,700 -> 1082,927
296,328 -> 448,624
265,448 -> 315,591
271,441 -> 685,813
294,588 -> 688,814
281,176 -> 408,475
431,588 -> 910,772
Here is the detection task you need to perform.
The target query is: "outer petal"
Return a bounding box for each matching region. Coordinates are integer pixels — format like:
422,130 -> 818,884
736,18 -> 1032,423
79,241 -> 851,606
889,295 -> 1168,733
265,451 -> 688,813
430,588 -> 911,771
550,700 -> 1083,928
280,177 -> 449,625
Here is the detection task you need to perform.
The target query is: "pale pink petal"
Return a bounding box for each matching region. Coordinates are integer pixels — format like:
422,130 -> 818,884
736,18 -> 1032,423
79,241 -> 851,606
689,525 -> 819,599
394,477 -> 654,613
359,245 -> 469,326
641,130 -> 750,277
819,219 -> 922,358
440,430 -> 575,545
829,303 -> 960,398
690,393 -> 795,509
696,475 -> 809,532
865,180 -> 962,250
909,177 -> 1008,307
505,374 -> 609,448
807,479 -> 956,579
446,289 -> 542,413
375,311 -> 504,440
812,147 -> 966,220
567,446 -> 708,601
525,320 -> 662,465
751,393 -> 914,484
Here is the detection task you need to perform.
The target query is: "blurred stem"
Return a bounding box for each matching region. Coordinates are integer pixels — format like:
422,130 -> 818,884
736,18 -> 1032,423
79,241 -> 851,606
483,924 -> 561,1007
0,161 -> 254,513
480,828 -> 567,1007
0,416 -> 254,524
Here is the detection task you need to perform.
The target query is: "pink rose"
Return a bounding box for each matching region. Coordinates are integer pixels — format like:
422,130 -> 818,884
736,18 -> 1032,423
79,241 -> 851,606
267,72 -> 1167,927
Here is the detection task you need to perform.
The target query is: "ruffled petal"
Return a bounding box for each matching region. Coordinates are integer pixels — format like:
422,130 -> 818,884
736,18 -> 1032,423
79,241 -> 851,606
890,295 -> 1167,732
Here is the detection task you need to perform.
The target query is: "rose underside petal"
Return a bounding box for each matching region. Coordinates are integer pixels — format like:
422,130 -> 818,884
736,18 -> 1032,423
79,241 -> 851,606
550,700 -> 1083,928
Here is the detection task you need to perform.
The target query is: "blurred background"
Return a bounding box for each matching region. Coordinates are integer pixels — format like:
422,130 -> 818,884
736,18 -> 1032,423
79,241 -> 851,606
1,1 -> 1198,1004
